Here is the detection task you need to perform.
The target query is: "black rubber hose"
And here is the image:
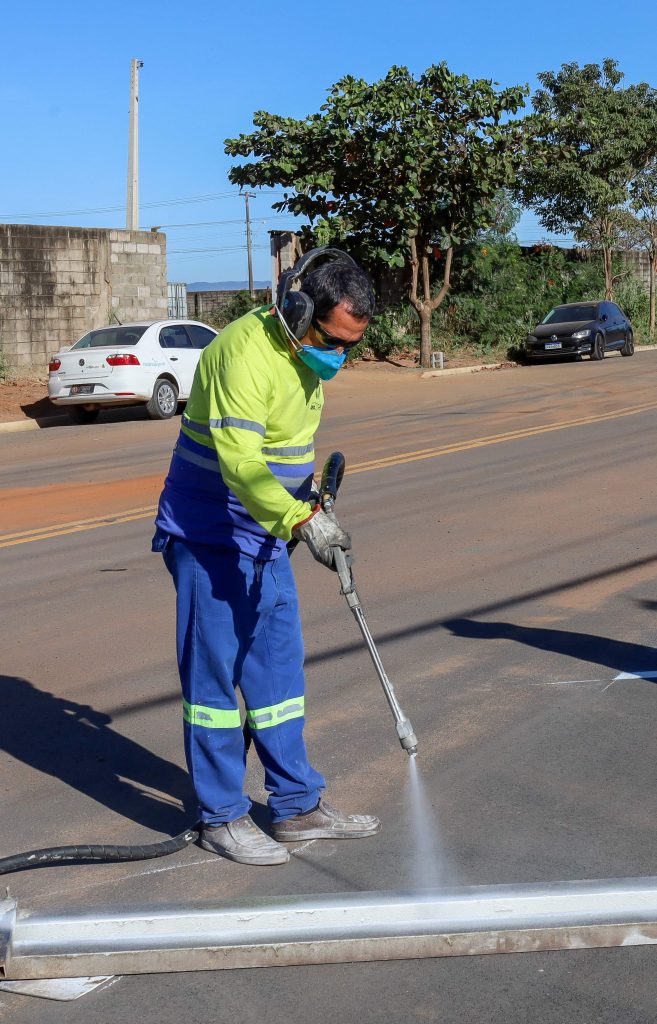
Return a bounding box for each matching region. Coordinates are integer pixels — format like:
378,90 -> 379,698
0,825 -> 200,875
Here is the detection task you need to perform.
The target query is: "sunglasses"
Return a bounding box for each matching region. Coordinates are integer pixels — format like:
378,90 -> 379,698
312,320 -> 365,350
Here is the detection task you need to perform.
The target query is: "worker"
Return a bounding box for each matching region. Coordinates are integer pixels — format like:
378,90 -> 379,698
152,249 -> 381,866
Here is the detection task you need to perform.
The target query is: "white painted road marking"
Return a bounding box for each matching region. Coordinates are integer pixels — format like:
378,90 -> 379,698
613,670 -> 657,680
545,679 -> 601,685
601,670 -> 657,693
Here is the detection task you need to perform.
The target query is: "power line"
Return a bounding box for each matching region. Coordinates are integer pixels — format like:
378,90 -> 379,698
169,244 -> 269,254
155,214 -> 292,229
0,190 -> 289,221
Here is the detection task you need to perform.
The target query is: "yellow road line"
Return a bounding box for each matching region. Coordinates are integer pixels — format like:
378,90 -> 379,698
349,400 -> 657,472
2,399 -> 657,549
0,506 -> 157,548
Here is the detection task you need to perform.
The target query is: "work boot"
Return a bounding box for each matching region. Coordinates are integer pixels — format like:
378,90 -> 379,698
199,815 -> 290,866
271,799 -> 381,842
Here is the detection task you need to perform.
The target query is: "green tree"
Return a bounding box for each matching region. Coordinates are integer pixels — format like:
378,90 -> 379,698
225,63 -> 535,367
516,59 -> 657,300
629,161 -> 657,335
478,190 -> 523,240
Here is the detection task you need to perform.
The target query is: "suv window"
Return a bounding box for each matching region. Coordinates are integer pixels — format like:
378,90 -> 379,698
542,305 -> 597,325
186,325 -> 217,349
159,325 -> 194,349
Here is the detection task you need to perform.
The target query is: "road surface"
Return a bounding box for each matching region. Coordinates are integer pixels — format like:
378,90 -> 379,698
2,356 -> 657,1021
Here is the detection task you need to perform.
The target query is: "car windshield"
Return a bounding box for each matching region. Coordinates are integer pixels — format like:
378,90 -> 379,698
71,326 -> 148,349
541,305 -> 597,325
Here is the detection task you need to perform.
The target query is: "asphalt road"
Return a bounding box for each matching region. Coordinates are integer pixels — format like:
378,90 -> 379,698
2,355 -> 657,1021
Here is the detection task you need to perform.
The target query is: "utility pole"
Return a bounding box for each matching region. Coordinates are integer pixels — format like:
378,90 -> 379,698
126,59 -> 144,231
242,191 -> 256,298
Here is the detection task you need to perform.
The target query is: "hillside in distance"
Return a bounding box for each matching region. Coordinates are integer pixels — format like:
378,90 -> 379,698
187,280 -> 270,291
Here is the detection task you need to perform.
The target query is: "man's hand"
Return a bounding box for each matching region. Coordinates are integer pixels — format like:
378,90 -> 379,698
292,507 -> 351,570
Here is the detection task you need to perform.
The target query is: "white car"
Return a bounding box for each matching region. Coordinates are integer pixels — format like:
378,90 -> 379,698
47,320 -> 217,423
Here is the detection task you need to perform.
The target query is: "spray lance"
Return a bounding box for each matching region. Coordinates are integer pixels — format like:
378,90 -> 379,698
320,452 -> 419,757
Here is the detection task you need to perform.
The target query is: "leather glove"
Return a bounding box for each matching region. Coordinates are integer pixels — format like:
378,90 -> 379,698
291,507 -> 351,570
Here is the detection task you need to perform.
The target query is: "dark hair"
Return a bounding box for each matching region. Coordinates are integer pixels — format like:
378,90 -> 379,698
302,261 -> 375,320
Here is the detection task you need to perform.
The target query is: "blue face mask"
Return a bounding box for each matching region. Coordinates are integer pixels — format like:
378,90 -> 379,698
297,345 -> 346,380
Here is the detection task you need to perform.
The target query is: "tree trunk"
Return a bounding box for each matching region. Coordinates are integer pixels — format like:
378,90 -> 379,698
419,309 -> 432,367
603,245 -> 614,300
408,236 -> 453,368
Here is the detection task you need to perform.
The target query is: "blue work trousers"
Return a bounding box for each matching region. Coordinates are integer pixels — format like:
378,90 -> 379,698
162,537 -> 325,824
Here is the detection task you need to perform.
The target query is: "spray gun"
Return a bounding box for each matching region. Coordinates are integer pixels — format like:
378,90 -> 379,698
320,452 -> 419,757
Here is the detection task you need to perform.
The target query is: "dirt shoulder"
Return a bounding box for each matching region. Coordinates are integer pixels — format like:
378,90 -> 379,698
0,375 -> 55,423
3,343 -> 656,426
0,353 -> 505,425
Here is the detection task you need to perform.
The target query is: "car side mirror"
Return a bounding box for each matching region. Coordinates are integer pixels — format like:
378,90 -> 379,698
601,313 -> 608,322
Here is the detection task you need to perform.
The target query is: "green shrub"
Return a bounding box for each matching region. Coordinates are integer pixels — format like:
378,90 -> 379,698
349,306 -> 414,361
202,291 -> 261,333
434,243 -> 608,358
615,273 -> 650,338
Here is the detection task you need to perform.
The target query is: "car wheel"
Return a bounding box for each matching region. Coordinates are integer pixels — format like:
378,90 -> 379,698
590,333 -> 605,360
621,330 -> 635,357
147,377 -> 178,419
68,405 -> 99,425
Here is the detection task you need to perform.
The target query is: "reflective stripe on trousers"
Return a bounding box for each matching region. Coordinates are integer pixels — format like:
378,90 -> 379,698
162,538 -> 325,824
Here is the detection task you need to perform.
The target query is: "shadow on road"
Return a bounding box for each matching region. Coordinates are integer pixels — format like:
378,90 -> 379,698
98,551 -> 657,721
444,618 -> 657,676
290,550 -> 657,670
0,675 -> 194,836
19,401 -> 188,427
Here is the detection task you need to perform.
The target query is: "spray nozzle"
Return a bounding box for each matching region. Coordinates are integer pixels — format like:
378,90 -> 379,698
396,718 -> 419,757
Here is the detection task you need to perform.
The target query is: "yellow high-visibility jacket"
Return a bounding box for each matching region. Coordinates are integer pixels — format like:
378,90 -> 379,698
154,307 -> 323,559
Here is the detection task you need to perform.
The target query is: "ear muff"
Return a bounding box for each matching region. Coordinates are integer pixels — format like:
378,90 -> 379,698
276,247 -> 357,342
280,290 -> 315,342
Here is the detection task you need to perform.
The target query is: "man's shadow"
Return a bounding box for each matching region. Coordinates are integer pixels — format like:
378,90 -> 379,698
445,618 -> 657,677
0,675 -> 195,838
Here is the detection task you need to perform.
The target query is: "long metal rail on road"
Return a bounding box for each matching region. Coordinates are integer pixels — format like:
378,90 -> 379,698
3,878 -> 657,980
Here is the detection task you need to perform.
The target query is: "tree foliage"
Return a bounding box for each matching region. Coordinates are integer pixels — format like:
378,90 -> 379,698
437,242 -> 605,356
343,243 -> 611,362
516,59 -> 657,299
225,63 -> 537,366
629,161 -> 657,334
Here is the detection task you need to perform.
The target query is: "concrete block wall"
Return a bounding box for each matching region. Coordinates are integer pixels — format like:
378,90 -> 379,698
0,224 -> 167,371
621,249 -> 651,291
186,288 -> 270,321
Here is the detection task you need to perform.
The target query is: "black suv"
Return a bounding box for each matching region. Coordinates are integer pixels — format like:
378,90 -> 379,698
524,301 -> 634,361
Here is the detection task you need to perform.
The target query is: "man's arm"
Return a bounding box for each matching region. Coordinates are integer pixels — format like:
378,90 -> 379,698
207,356 -> 312,541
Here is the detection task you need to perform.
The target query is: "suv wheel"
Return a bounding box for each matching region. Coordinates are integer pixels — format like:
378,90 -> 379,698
590,333 -> 605,360
146,378 -> 178,420
621,330 -> 635,357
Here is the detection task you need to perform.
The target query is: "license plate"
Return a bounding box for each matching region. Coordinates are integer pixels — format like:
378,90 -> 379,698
70,384 -> 94,395
545,342 -> 562,350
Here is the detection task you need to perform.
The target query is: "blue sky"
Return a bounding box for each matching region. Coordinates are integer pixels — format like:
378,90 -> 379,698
2,0 -> 655,284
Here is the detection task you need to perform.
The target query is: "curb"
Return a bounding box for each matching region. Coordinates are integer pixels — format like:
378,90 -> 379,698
420,344 -> 657,380
420,361 -> 514,380
0,416 -> 68,434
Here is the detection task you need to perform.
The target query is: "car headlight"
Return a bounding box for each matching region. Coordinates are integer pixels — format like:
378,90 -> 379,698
572,329 -> 591,339
525,335 -> 537,345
